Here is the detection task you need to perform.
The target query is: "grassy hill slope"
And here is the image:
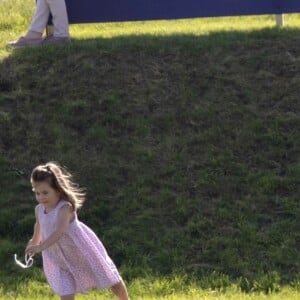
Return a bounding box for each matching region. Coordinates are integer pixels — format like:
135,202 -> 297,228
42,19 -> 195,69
0,30 -> 300,284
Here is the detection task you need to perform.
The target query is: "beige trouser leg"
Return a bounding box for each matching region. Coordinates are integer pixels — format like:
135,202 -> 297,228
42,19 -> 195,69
29,0 -> 50,34
29,0 -> 69,37
47,0 -> 69,37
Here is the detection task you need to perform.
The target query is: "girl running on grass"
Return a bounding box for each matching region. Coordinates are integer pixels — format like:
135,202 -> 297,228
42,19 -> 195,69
25,162 -> 129,300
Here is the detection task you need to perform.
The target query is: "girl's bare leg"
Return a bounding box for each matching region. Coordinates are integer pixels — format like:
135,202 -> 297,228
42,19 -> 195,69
61,294 -> 75,300
111,281 -> 129,300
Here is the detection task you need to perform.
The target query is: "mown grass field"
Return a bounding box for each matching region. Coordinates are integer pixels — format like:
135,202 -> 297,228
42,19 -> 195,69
1,0 -> 300,299
0,274 -> 299,299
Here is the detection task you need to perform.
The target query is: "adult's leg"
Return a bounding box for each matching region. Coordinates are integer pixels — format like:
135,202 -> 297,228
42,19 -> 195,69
111,281 -> 129,300
28,0 -> 50,37
61,294 -> 75,300
46,0 -> 69,37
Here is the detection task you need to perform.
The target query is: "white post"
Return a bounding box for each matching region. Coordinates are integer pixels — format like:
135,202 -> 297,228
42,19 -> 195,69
276,14 -> 284,27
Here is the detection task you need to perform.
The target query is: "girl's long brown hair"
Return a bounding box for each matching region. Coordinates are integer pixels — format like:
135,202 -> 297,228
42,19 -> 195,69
31,162 -> 85,211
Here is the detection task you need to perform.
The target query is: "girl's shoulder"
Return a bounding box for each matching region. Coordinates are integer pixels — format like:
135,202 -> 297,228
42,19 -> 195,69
34,204 -> 44,221
58,199 -> 73,210
57,200 -> 76,222
56,200 -> 75,216
35,203 -> 43,213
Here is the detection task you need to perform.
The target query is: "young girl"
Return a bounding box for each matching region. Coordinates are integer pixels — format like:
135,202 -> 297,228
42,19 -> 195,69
25,162 -> 129,300
7,0 -> 70,48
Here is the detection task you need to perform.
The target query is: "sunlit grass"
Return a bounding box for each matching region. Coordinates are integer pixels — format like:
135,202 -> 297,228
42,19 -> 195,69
70,14 -> 300,40
0,277 -> 299,300
1,0 -> 300,58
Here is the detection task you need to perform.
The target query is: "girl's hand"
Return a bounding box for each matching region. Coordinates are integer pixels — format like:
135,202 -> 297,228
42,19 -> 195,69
25,244 -> 42,256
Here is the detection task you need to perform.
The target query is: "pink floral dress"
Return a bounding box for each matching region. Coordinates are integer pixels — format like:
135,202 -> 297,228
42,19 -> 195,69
37,200 -> 122,296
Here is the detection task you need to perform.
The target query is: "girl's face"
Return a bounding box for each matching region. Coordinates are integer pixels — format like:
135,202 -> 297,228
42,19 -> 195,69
32,181 -> 61,211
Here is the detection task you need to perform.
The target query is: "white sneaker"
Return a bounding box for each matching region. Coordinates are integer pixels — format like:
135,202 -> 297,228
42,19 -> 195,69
7,36 -> 43,49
